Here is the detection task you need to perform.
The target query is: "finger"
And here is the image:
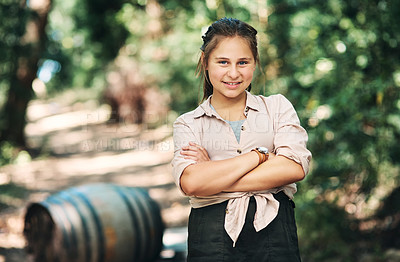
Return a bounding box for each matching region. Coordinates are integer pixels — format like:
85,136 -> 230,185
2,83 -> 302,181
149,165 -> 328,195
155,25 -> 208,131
182,145 -> 206,153
183,155 -> 199,161
182,143 -> 210,162
188,142 -> 207,153
189,142 -> 205,151
181,149 -> 208,162
180,150 -> 198,156
181,146 -> 194,152
180,148 -> 205,157
197,146 -> 208,155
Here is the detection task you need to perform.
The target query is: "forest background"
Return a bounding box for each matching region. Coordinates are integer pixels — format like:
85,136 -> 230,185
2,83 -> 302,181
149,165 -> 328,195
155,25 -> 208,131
1,0 -> 400,261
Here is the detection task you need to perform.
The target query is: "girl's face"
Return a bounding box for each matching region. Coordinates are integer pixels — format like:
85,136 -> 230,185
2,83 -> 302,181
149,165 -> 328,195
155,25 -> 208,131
207,36 -> 256,103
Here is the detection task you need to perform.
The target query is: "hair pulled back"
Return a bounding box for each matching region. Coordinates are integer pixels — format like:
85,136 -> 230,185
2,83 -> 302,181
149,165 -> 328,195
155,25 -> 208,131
196,18 -> 259,101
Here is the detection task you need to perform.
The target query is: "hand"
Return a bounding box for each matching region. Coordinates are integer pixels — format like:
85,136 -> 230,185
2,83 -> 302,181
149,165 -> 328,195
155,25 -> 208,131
180,142 -> 210,163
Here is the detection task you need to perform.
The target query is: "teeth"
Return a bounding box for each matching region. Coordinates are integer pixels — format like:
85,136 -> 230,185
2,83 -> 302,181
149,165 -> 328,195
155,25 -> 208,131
226,82 -> 240,85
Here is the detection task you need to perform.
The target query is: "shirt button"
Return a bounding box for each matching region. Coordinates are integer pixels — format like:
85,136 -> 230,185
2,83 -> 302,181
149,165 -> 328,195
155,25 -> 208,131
245,107 -> 249,112
237,149 -> 242,154
225,208 -> 229,214
241,126 -> 245,131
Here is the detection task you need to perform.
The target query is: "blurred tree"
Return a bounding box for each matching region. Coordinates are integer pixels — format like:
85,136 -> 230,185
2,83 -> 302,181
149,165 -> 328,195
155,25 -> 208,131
0,0 -> 129,148
263,0 -> 400,259
1,0 -> 399,259
43,0 -> 130,92
0,0 -> 52,147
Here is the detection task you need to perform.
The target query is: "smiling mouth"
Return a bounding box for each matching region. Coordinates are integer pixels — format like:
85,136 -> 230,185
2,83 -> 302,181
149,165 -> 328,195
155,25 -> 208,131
223,81 -> 242,86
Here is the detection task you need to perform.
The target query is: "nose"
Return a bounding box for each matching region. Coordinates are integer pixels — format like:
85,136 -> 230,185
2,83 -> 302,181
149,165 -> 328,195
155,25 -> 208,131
227,65 -> 240,79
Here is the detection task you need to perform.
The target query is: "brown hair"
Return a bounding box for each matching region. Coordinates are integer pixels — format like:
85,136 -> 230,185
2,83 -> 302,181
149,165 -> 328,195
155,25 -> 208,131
196,18 -> 260,101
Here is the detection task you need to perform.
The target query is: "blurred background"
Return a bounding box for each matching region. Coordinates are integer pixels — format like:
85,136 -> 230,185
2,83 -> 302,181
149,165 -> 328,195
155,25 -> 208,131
1,0 -> 400,261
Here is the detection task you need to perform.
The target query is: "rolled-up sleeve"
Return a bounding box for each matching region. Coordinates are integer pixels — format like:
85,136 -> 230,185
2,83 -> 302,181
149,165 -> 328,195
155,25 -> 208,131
270,95 -> 312,175
171,116 -> 198,195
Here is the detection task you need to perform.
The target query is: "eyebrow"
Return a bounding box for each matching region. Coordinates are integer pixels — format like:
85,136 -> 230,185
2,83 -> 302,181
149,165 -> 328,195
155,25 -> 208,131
214,57 -> 253,61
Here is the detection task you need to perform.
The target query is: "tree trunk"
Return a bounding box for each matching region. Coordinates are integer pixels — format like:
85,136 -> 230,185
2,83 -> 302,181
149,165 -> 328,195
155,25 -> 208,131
0,0 -> 52,147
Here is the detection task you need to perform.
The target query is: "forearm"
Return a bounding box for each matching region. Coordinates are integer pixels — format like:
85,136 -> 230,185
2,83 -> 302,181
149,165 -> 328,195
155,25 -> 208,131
224,155 -> 305,192
180,151 -> 259,196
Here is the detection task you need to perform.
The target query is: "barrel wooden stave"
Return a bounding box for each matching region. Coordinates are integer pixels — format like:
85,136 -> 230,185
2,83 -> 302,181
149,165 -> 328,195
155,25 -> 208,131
24,183 -> 164,262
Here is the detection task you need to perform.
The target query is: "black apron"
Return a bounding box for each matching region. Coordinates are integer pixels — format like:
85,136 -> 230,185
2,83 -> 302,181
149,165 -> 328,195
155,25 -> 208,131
187,191 -> 301,262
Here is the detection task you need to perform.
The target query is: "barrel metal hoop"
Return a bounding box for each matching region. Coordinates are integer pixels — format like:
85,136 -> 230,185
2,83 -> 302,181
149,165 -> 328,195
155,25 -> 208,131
71,189 -> 105,262
60,190 -> 93,262
113,186 -> 143,261
44,195 -> 78,256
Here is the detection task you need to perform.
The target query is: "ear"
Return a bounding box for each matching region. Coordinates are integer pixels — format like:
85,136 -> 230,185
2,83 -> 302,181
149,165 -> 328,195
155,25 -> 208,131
253,61 -> 258,71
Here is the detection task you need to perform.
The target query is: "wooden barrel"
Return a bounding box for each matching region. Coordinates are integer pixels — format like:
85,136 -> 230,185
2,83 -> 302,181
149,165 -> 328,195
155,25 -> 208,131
24,183 -> 164,262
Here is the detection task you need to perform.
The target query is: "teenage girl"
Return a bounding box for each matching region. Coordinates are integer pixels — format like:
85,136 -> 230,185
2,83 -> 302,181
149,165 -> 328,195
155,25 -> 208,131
171,17 -> 312,262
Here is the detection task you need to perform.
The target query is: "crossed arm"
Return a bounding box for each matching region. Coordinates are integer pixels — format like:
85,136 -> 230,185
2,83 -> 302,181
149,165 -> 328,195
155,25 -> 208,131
180,142 -> 305,196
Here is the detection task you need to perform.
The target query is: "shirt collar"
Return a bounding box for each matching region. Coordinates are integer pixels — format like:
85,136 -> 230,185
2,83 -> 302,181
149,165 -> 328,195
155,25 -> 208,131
193,91 -> 261,119
192,95 -> 211,118
245,90 -> 261,112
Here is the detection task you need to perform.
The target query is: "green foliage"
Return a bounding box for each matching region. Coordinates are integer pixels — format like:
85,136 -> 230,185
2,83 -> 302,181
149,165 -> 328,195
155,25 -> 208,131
0,1 -> 28,79
0,140 -> 32,167
0,1 -> 35,147
74,0 -> 129,60
0,1 -> 28,106
42,0 -> 131,93
297,199 -> 358,260
0,182 -> 30,211
0,141 -> 15,166
264,0 -> 400,259
1,0 -> 400,259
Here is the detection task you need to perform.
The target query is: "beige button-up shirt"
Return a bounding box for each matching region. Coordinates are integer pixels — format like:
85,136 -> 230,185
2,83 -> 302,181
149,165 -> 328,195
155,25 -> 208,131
171,91 -> 312,246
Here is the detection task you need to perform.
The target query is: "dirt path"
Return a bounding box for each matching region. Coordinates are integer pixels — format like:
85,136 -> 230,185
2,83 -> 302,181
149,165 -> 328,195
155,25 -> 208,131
0,99 -> 189,261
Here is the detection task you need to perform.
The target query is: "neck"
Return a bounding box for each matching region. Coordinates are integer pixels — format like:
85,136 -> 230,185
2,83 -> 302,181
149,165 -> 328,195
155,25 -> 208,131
210,92 -> 247,121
